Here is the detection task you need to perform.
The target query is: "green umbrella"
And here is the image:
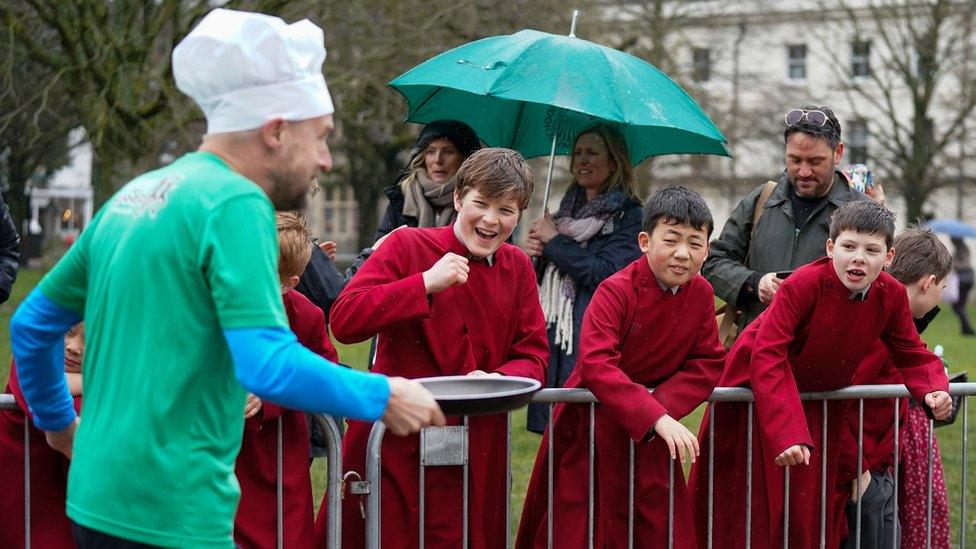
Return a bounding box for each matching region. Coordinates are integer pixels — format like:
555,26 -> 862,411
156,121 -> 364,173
389,19 -> 729,203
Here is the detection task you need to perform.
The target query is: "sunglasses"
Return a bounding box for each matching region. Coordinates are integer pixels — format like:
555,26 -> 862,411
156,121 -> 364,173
784,108 -> 834,129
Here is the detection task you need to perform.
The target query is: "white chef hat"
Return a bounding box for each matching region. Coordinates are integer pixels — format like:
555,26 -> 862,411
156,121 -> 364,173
173,8 -> 334,134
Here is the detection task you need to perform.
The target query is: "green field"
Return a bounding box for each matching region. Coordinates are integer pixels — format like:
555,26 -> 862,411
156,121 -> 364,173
2,269 -> 974,540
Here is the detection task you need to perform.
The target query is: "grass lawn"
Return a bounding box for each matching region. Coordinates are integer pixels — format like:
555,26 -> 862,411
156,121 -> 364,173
3,268 -> 974,540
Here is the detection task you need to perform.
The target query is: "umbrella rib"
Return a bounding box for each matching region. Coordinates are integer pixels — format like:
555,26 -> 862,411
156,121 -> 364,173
408,87 -> 445,121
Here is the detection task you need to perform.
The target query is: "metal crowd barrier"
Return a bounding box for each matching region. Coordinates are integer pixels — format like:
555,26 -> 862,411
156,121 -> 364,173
0,394 -> 345,549
361,382 -> 976,549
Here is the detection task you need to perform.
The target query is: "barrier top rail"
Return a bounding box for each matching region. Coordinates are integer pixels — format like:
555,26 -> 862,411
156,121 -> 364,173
3,382 -> 975,412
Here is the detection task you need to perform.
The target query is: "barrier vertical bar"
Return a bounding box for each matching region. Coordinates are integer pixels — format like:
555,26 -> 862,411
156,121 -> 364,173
628,438 -> 635,549
419,427 -> 426,549
463,416 -> 469,549
668,457 -> 675,549
746,402 -> 753,549
507,412 -> 513,549
961,396 -> 968,547
277,417 -> 284,549
855,399 -> 864,549
708,405 -> 715,549
547,403 -> 554,549
24,414 -> 30,549
588,403 -> 595,549
365,422 -> 387,549
783,466 -> 790,549
307,414 -> 343,549
820,400 -> 827,549
926,419 -> 934,549
892,399 -> 900,549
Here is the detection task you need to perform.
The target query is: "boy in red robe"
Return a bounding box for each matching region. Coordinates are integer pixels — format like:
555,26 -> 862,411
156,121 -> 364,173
836,226 -> 952,548
689,201 -> 952,548
515,186 -> 726,548
0,322 -> 84,549
234,212 -> 338,549
317,148 -> 548,549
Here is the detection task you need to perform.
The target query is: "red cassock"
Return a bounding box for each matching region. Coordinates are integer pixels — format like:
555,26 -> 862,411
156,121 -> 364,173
830,344 -> 911,541
315,226 -> 548,549
233,289 -> 338,549
688,257 -> 948,548
0,362 -> 82,549
515,259 -> 725,549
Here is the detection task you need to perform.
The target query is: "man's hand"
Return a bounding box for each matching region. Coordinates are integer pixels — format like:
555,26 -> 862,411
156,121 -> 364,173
865,182 -> 886,205
925,391 -> 952,421
758,272 -> 785,304
652,414 -> 699,464
319,241 -> 337,261
851,469 -> 871,502
382,377 -> 446,436
774,444 -> 811,466
422,253 -> 469,294
46,417 -> 79,459
244,393 -> 263,419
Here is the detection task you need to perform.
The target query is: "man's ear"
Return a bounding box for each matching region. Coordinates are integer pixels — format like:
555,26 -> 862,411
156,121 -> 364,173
833,142 -> 845,165
260,118 -> 287,150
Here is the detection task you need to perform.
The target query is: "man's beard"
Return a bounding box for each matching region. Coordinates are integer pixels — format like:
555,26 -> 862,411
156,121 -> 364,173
268,172 -> 310,211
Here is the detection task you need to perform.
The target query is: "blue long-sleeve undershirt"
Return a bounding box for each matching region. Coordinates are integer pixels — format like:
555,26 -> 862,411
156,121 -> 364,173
224,327 -> 389,420
9,289 -> 81,431
10,288 -> 391,431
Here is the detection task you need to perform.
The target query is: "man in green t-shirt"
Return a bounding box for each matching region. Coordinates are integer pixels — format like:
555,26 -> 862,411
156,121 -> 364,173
10,9 -> 444,548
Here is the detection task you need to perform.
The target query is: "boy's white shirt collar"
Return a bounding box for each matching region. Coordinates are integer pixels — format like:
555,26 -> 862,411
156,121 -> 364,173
656,278 -> 680,295
849,284 -> 871,301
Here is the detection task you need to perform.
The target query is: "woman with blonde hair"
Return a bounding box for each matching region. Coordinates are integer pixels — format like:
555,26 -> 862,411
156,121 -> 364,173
524,124 -> 643,432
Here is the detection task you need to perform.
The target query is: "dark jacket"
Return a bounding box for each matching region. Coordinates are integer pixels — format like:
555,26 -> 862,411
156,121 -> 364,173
0,196 -> 19,304
702,170 -> 865,328
539,198 -> 644,351
375,184 -> 412,240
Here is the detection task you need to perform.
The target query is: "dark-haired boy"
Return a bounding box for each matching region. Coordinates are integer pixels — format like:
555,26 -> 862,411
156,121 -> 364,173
690,201 -> 951,548
837,226 -> 952,548
516,186 -> 726,548
318,148 -> 549,549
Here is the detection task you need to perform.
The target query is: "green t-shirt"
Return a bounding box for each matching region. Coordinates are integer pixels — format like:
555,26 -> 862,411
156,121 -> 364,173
40,152 -> 288,547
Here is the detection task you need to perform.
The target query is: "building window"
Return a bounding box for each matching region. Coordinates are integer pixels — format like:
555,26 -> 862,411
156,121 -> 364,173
851,40 -> 870,78
848,119 -> 869,164
787,44 -> 807,80
692,47 -> 711,82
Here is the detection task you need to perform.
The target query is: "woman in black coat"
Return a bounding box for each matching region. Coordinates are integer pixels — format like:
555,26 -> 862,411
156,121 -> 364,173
375,119 -> 482,238
523,124 -> 643,433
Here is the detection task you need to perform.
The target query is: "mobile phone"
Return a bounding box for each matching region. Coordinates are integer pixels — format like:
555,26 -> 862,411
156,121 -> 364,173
776,270 -> 794,279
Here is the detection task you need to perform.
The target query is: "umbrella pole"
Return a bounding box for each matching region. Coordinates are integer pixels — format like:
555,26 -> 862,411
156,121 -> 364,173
540,9 -> 580,211
541,128 -> 559,211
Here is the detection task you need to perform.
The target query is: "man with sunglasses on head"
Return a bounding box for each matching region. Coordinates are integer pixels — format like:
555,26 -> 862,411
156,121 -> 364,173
702,105 -> 869,331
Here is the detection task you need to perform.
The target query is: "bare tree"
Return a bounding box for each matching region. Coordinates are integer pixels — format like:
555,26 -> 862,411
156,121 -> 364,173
0,0 -> 294,206
0,30 -> 77,234
818,0 -> 976,222
312,0 -> 568,249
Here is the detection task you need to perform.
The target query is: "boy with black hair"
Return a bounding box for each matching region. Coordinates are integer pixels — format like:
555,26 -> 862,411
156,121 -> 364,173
320,148 -> 549,549
690,200 -> 951,548
516,186 -> 726,548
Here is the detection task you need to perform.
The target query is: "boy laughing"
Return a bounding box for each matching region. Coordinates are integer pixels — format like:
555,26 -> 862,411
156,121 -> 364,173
320,148 -> 549,549
691,200 -> 951,548
517,186 -> 726,548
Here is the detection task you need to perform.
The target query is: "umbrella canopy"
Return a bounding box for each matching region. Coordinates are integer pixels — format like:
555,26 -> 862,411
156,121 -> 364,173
925,219 -> 976,238
389,29 -> 729,166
